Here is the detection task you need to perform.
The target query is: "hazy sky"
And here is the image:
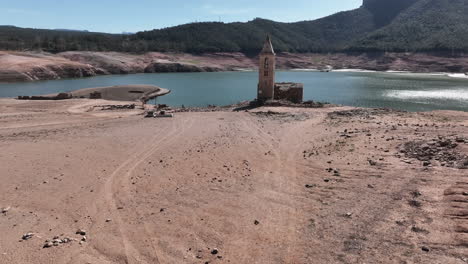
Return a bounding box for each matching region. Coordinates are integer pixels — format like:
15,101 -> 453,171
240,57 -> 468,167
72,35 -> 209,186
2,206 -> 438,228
0,0 -> 362,33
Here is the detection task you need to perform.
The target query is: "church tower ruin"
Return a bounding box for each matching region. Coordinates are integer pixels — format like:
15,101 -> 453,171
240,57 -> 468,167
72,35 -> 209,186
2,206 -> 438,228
258,35 -> 276,101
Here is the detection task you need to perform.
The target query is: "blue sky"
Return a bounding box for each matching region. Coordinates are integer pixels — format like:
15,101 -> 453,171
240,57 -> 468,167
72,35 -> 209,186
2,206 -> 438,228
0,0 -> 362,33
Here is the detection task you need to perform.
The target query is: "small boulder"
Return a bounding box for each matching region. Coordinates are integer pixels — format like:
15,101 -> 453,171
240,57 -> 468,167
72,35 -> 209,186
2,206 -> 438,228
76,229 -> 86,236
43,242 -> 54,248
22,233 -> 34,241
1,207 -> 10,214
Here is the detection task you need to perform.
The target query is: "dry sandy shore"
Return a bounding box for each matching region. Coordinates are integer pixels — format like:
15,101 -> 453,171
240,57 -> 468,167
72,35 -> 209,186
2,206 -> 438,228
0,99 -> 467,264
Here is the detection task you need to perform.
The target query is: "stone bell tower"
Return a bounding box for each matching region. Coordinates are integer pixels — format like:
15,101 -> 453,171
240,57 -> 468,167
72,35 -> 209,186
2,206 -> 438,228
258,35 -> 276,101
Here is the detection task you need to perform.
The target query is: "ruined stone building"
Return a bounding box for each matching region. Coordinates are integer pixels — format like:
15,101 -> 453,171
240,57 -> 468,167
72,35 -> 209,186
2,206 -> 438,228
258,35 -> 276,101
257,36 -> 304,103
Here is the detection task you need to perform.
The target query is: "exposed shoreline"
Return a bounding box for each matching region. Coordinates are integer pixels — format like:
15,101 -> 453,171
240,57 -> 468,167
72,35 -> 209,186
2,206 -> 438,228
2,50 -> 468,83
17,84 -> 170,103
0,98 -> 467,263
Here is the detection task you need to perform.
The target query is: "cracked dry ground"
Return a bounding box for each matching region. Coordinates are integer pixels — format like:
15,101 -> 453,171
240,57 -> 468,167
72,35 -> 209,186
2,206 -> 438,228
0,99 -> 467,264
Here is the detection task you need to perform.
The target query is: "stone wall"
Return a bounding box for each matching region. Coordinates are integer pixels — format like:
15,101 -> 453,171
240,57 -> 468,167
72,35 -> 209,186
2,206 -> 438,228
274,83 -> 304,103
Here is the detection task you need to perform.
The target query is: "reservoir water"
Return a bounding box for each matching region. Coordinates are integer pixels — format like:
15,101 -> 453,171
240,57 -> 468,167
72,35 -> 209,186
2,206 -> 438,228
0,71 -> 467,112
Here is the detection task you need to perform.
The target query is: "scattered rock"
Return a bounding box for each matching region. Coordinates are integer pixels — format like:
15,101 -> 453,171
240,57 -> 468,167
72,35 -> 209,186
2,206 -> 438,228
105,219 -> 112,223
411,226 -> 429,234
1,206 -> 10,214
421,246 -> 430,252
254,220 -> 260,225
98,104 -> 136,111
21,233 -> 34,241
328,109 -> 396,120
43,242 -> 53,248
76,229 -> 86,236
409,200 -> 422,208
400,137 -> 468,169
43,235 -> 75,249
211,249 -> 219,255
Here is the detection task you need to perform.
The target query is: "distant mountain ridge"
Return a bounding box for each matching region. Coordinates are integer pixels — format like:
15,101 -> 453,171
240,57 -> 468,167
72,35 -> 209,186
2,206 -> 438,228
362,0 -> 420,27
53,29 -> 90,32
352,0 -> 468,52
1,0 -> 467,53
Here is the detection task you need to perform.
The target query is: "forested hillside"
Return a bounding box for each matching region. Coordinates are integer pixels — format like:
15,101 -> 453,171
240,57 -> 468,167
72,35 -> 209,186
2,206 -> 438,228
0,26 -> 124,52
0,0 -> 466,54
351,0 -> 468,52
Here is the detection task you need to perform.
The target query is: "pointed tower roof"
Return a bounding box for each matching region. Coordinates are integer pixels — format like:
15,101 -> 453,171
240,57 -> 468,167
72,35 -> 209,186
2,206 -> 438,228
261,35 -> 275,55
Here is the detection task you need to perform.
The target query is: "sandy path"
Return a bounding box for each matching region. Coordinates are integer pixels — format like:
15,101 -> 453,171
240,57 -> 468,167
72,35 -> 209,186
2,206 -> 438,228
0,99 -> 467,264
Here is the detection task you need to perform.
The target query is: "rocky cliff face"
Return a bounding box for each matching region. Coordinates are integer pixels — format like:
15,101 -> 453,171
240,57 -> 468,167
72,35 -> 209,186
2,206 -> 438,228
1,51 -> 468,83
362,0 -> 420,27
0,52 -> 234,82
0,52 -> 104,82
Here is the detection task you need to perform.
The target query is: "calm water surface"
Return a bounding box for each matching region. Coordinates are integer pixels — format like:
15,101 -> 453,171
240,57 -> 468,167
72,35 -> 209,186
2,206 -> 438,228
0,71 -> 467,112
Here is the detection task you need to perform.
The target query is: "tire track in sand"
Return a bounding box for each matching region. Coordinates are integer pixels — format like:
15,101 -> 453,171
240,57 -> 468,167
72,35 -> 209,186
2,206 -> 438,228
88,117 -> 194,263
234,113 -> 294,263
236,112 -> 324,263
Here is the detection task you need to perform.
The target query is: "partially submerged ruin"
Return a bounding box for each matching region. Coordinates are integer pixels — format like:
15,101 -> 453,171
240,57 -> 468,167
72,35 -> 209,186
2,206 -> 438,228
274,82 -> 304,104
258,36 -> 304,103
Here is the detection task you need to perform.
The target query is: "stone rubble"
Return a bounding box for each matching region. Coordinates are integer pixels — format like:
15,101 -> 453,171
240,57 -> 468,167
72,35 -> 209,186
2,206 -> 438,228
41,231 -> 88,249
96,104 -> 136,111
399,136 -> 468,169
43,235 -> 77,248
